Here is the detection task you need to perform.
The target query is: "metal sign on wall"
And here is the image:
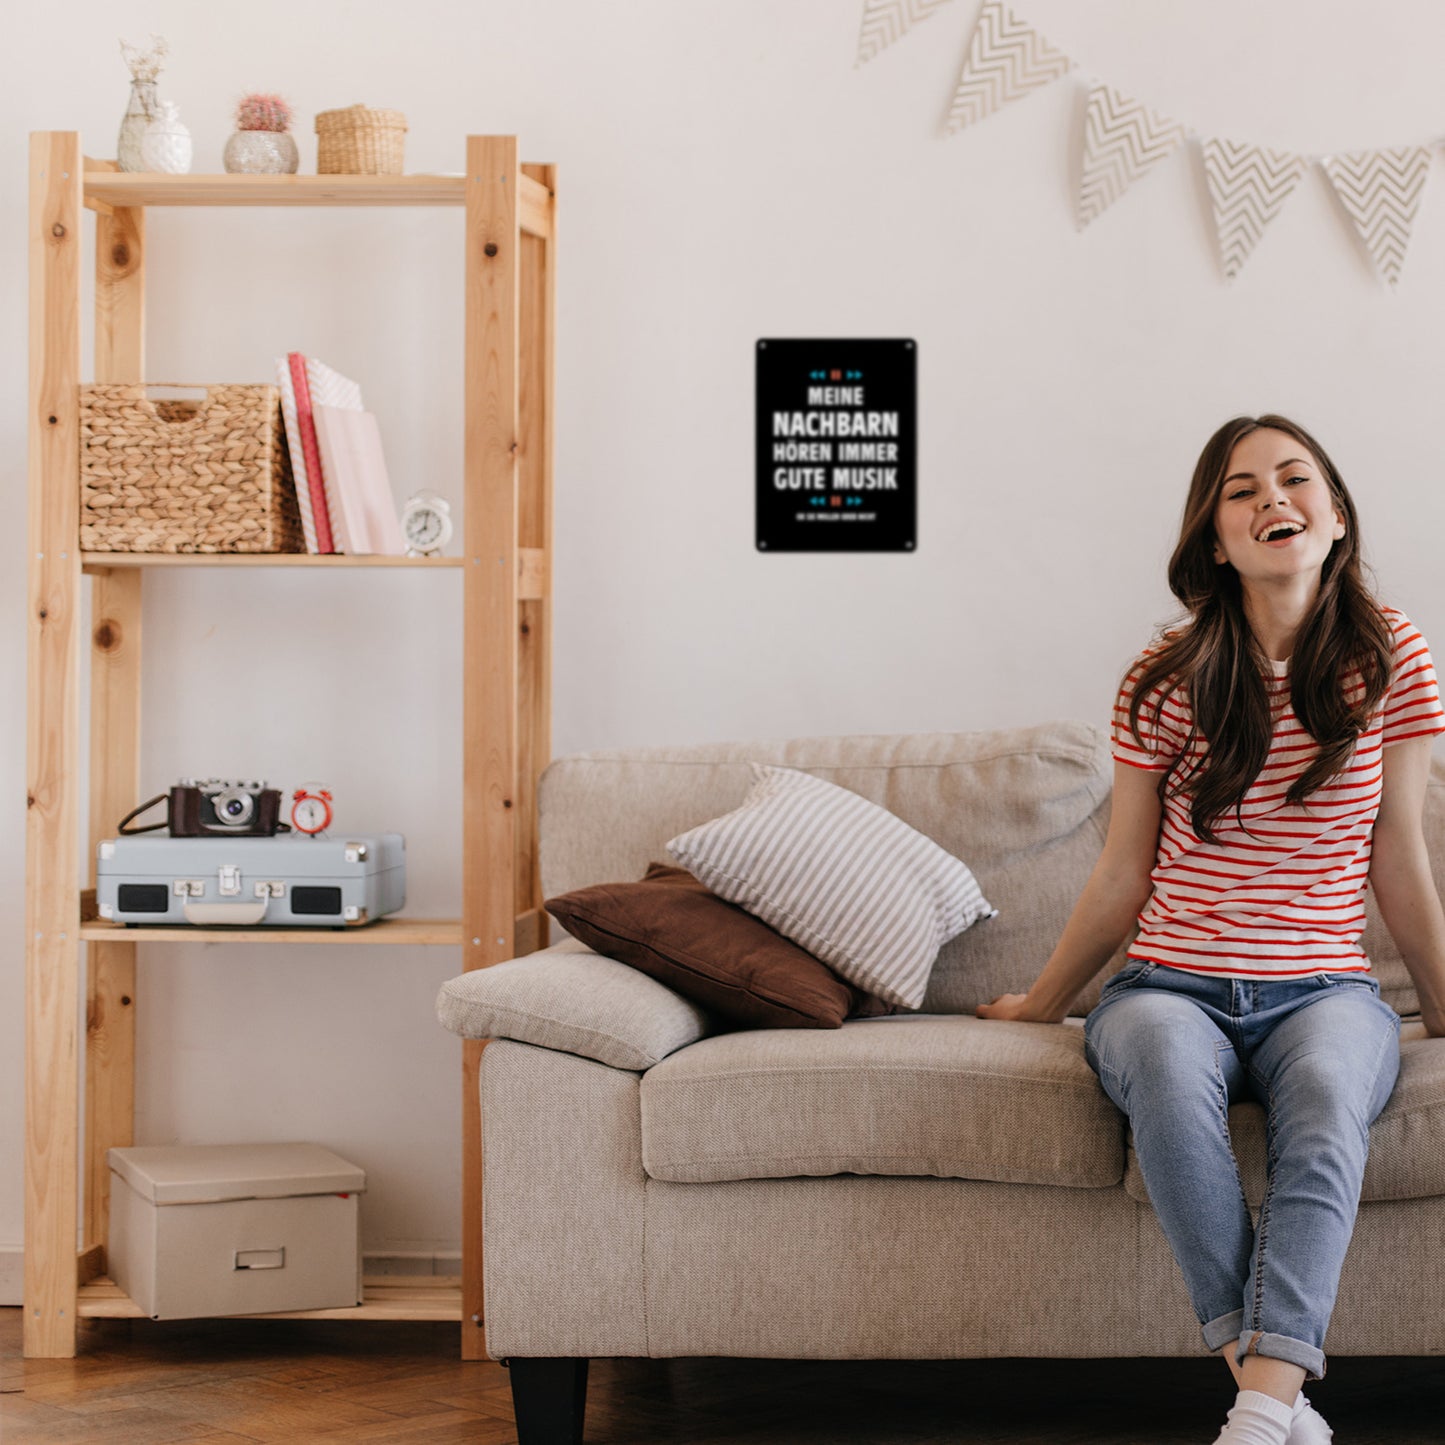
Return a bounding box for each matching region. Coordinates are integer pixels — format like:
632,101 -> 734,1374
756,338 -> 916,553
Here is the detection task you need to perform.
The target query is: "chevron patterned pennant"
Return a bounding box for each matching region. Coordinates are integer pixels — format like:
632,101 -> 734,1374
1202,139 -> 1307,281
1319,147 -> 1433,288
945,0 -> 1072,132
856,0 -> 955,67
1077,82 -> 1189,229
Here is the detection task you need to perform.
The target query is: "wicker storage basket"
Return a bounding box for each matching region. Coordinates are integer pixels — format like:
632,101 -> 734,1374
315,104 -> 407,175
80,384 -> 305,554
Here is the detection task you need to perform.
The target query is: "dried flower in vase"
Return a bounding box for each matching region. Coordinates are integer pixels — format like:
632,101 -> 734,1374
119,34 -> 168,82
116,34 -> 170,172
236,93 -> 294,133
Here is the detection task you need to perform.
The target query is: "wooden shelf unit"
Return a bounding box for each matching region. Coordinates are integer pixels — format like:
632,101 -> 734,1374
25,134 -> 556,1359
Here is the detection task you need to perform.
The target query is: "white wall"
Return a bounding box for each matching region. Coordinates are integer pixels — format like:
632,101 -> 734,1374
5,0 -> 1445,1278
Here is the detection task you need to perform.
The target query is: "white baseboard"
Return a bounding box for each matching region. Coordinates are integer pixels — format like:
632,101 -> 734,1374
0,1247 -> 21,1306
0,1247 -> 459,1304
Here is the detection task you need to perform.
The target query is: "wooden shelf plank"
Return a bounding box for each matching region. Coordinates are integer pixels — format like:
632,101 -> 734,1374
78,1276 -> 464,1322
85,172 -> 468,208
81,169 -> 554,237
82,552 -> 464,570
79,917 -> 465,945
81,548 -> 546,597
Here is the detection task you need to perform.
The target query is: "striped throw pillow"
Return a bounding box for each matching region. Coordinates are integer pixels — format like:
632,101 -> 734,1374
666,765 -> 996,1010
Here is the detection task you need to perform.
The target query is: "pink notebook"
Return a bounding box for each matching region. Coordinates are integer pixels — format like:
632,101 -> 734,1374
311,405 -> 405,556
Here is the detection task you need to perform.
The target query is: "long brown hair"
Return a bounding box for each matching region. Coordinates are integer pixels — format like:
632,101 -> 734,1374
1128,414 -> 1393,844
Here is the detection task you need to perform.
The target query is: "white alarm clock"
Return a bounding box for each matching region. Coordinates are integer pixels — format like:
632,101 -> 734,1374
290,784 -> 333,836
401,491 -> 454,557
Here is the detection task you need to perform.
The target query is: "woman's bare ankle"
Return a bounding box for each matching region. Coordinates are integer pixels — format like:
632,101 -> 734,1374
1238,1354 -> 1306,1406
1216,1342 -> 1305,1406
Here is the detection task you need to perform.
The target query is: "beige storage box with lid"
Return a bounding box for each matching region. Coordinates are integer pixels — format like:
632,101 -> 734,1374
107,1142 -> 365,1320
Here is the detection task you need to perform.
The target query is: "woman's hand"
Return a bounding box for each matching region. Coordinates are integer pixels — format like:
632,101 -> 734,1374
975,993 -> 1057,1023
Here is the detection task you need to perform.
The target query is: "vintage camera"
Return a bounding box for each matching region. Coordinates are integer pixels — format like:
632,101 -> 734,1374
119,779 -> 288,837
180,779 -> 284,835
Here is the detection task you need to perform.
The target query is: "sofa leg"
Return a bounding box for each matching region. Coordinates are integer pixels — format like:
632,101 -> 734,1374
507,1356 -> 590,1444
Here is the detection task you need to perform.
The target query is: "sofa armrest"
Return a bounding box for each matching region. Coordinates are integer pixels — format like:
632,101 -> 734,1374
436,939 -> 712,1071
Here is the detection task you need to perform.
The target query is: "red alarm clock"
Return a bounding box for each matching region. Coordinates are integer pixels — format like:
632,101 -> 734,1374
290,784 -> 334,836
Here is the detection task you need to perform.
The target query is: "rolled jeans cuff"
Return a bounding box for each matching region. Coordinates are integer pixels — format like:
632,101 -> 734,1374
1203,1309 -> 1245,1353
1233,1328 -> 1328,1383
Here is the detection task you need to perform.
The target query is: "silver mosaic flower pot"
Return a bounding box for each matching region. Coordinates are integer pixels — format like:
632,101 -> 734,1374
223,130 -> 299,175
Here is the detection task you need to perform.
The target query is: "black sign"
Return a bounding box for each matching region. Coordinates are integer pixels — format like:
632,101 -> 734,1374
756,338 -> 916,552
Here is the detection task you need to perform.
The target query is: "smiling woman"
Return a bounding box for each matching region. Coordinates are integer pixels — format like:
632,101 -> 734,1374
976,411 -> 1445,1445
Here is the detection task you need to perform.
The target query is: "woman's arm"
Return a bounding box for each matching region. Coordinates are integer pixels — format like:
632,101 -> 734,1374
976,760 -> 1162,1024
1369,734 -> 1445,1038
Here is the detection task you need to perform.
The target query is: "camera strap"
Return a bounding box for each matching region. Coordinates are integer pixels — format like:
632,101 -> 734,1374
117,793 -> 172,835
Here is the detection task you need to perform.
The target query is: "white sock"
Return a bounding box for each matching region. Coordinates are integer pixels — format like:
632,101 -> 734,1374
1212,1388 -> 1295,1445
1288,1390 -> 1334,1444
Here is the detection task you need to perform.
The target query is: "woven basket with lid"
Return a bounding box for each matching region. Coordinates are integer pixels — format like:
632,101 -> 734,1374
80,384 -> 304,554
315,104 -> 407,174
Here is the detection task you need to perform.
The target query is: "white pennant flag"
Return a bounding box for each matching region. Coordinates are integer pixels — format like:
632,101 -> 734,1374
856,0 -> 955,67
1201,139 -> 1307,281
1077,82 -> 1189,229
1319,147 -> 1432,288
945,0 -> 1072,133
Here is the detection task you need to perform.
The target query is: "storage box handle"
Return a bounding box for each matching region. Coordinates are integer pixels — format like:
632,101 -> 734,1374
124,384 -> 215,429
234,1247 -> 285,1271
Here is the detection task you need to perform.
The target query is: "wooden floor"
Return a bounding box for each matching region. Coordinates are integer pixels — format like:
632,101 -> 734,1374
3,1308 -> 1444,1442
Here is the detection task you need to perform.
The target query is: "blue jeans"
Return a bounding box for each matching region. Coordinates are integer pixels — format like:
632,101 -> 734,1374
1083,960 -> 1402,1382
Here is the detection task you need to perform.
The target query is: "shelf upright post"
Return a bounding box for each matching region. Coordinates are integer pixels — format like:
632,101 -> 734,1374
25,130 -> 85,1359
84,160 -> 146,1271
516,162 -> 556,951
461,135 -> 522,1359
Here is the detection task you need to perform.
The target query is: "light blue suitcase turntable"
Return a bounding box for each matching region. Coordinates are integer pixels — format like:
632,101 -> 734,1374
97,833 -> 406,927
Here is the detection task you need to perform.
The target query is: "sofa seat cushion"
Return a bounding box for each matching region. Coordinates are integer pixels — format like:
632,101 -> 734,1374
639,1015 -> 1124,1187
1123,1019 -> 1445,1207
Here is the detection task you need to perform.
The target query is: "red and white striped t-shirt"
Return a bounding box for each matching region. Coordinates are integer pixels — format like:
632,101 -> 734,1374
1112,605 -> 1445,979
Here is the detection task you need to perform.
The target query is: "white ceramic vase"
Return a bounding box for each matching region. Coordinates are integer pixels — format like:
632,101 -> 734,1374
223,129 -> 299,175
141,101 -> 193,175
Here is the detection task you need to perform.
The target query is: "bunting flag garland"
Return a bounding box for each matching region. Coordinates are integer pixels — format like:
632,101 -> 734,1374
1319,147 -> 1432,289
1077,82 -> 1189,229
945,0 -> 1072,132
1201,140 -> 1308,282
856,0 -> 955,67
862,1 -> 1441,284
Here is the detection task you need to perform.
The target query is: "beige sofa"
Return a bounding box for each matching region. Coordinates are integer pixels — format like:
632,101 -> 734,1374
437,722 -> 1445,1444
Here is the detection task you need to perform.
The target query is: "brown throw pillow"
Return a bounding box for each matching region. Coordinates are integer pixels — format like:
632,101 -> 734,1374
545,863 -> 896,1029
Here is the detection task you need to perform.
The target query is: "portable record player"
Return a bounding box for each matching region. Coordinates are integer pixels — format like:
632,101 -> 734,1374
96,833 -> 406,928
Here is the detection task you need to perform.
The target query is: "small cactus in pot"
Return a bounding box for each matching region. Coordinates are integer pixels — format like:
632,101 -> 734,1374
224,92 -> 299,174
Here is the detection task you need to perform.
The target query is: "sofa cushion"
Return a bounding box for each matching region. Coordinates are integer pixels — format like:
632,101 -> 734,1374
545,863 -> 895,1029
436,940 -> 709,1071
667,765 -> 996,1010
1122,1019 -> 1445,1206
639,1015 -> 1124,1187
